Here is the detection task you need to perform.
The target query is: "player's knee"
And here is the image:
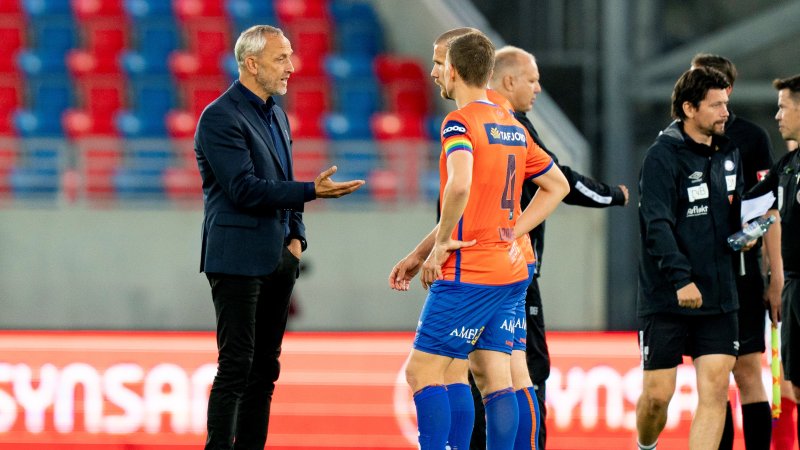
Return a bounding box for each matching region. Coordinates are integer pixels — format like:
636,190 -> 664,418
638,393 -> 670,417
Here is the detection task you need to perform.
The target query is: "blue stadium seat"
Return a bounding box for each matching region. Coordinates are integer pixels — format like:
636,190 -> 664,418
121,22 -> 179,76
22,0 -> 72,16
324,53 -> 373,81
9,167 -> 60,198
332,78 -> 381,116
116,80 -> 174,137
226,0 -> 277,34
330,1 -> 383,56
222,54 -> 238,81
327,141 -> 377,201
13,79 -> 72,137
124,0 -> 174,19
420,168 -> 440,202
114,167 -> 165,198
16,19 -> 75,75
323,112 -> 373,140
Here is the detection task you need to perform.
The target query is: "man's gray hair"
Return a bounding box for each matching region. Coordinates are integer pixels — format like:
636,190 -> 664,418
234,25 -> 284,68
492,46 -> 535,82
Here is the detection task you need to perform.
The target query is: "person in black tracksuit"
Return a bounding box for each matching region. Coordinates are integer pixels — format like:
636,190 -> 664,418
746,74 -> 800,446
468,45 -> 628,450
690,53 -> 780,450
636,67 -> 745,450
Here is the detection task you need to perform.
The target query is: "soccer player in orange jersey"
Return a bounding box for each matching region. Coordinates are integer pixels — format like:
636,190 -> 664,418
389,31 -> 568,449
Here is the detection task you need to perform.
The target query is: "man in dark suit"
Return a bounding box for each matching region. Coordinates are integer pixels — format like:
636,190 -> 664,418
194,25 -> 364,450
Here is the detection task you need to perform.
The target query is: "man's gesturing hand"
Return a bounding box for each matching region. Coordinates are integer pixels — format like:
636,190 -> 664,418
314,166 -> 365,198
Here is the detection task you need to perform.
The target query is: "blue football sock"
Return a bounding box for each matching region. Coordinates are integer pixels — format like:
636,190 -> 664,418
484,387 -> 518,450
446,383 -> 475,450
413,385 -> 450,450
514,387 -> 540,450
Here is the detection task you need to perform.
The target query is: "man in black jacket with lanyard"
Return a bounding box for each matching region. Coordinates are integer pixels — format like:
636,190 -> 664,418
475,45 -> 629,450
636,66 -> 745,450
690,53 -> 782,450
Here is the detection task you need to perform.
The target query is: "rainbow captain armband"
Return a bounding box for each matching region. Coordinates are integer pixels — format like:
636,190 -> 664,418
772,324 -> 781,419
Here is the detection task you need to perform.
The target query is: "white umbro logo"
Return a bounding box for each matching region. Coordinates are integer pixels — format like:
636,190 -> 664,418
688,171 -> 703,183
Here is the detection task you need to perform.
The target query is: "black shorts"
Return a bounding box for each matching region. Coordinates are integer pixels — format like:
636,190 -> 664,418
638,311 -> 738,370
782,276 -> 800,385
735,271 -> 767,355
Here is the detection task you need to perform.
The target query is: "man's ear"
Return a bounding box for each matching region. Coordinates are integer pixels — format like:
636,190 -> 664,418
244,56 -> 258,75
682,101 -> 696,120
503,74 -> 515,91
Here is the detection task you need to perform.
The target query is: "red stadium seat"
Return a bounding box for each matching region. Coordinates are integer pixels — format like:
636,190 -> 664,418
170,25 -> 230,78
291,140 -> 328,181
174,0 -> 225,21
0,16 -> 24,74
384,82 -> 430,115
284,77 -> 329,116
72,0 -> 125,19
370,112 -> 424,140
286,111 -> 323,138
164,166 -> 202,201
367,168 -> 398,202
0,142 -> 17,196
374,54 -> 427,84
63,77 -> 126,137
275,0 -> 329,24
79,144 -> 122,199
0,77 -> 22,135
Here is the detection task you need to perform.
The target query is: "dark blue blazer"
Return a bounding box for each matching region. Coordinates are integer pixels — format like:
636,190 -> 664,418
195,83 -> 309,276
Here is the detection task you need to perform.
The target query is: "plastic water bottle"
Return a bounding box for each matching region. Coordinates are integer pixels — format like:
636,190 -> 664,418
727,215 -> 776,251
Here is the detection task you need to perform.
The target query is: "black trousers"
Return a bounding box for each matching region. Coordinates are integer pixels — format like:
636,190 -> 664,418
470,276 -> 550,450
204,247 -> 299,450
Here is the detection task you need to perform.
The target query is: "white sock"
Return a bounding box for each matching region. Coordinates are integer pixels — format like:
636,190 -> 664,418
637,440 -> 657,450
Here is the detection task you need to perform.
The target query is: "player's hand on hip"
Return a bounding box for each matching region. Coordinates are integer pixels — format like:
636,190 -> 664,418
419,239 -> 476,290
314,166 -> 365,198
677,282 -> 703,309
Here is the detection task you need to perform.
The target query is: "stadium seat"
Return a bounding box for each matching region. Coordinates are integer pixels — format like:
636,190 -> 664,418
72,0 -> 124,19
63,77 -> 126,137
324,53 -> 373,81
286,111 -> 324,139
0,0 -> 21,14
114,167 -> 164,198
0,141 -> 18,196
169,26 -> 230,79
121,22 -> 178,76
79,144 -> 122,199
0,78 -> 22,135
284,78 -> 329,116
226,0 -> 276,34
373,54 -> 427,84
13,79 -> 72,137
163,166 -> 202,200
21,0 -> 71,16
0,16 -> 25,74
116,80 -> 174,137
174,0 -> 225,21
291,139 -> 328,180
370,112 -> 424,140
9,167 -> 60,198
275,0 -> 329,24
323,112 -> 372,140
331,78 -> 381,116
124,0 -> 173,19
367,168 -> 398,202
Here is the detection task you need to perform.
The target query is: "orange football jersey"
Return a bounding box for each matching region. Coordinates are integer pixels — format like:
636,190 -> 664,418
438,99 -> 552,284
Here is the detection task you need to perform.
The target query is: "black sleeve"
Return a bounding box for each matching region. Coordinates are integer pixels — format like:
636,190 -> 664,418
559,164 -> 626,207
639,146 -> 692,289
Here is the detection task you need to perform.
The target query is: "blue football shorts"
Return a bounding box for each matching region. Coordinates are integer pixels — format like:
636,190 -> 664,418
413,278 -> 528,359
512,263 -> 536,351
